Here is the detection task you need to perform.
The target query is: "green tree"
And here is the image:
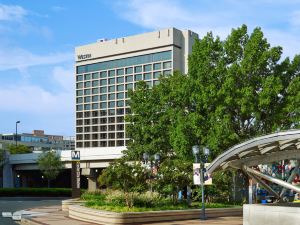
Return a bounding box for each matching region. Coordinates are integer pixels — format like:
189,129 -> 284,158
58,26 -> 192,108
37,151 -> 63,187
187,24 -> 299,157
154,158 -> 192,204
8,144 -> 31,154
98,158 -> 149,207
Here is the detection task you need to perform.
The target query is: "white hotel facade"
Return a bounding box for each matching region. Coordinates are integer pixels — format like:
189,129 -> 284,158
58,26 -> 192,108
75,28 -> 198,157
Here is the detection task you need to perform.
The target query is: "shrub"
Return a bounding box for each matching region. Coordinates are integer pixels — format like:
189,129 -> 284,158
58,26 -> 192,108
0,188 -> 71,197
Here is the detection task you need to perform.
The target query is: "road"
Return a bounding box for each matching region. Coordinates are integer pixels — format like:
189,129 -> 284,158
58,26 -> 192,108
0,197 -> 67,225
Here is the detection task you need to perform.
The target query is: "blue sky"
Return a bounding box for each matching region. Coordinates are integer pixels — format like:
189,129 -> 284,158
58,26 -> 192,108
0,0 -> 300,136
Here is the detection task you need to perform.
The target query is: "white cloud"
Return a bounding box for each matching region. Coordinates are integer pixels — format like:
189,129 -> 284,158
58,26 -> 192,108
0,4 -> 27,21
114,0 -> 300,57
0,46 -> 73,71
0,66 -> 74,115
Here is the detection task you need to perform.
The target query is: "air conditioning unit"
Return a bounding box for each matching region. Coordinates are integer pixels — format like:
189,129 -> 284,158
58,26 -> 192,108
97,38 -> 108,43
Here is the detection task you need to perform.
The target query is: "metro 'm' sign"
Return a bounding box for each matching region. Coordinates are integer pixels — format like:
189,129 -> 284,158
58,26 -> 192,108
71,150 -> 80,161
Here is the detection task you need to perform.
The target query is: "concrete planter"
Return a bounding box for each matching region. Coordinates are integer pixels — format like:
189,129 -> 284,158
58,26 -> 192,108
68,204 -> 242,225
62,199 -> 85,211
243,204 -> 300,225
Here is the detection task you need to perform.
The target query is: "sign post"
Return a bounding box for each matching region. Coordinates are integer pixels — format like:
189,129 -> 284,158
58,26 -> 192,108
71,150 -> 81,198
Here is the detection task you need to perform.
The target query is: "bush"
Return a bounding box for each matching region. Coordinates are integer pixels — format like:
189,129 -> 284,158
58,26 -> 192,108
81,189 -> 239,212
0,188 -> 71,197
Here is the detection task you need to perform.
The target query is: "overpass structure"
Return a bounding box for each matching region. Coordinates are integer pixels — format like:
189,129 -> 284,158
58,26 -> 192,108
207,129 -> 300,202
2,147 -> 125,189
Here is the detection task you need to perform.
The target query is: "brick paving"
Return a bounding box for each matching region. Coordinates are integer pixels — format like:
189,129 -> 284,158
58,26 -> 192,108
21,205 -> 242,225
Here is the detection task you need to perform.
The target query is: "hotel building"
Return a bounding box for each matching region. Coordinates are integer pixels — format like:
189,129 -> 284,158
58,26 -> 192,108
75,28 -> 198,153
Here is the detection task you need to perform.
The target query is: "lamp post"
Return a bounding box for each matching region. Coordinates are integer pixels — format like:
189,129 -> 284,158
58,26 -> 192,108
142,152 -> 160,192
15,121 -> 20,147
192,145 -> 210,220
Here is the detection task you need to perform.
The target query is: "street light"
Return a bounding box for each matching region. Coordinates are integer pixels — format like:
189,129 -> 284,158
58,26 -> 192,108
15,121 -> 20,147
192,145 -> 210,220
142,152 -> 160,192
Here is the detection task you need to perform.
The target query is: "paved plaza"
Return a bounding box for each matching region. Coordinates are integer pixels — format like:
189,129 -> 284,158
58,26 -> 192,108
21,205 -> 242,225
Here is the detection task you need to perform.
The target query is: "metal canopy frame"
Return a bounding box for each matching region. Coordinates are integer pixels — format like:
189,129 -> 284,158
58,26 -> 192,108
207,130 -> 300,201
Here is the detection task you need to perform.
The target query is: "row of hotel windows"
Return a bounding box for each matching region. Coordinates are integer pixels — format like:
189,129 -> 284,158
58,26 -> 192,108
77,93 -> 127,104
76,117 -> 124,126
76,70 -> 171,89
76,124 -> 125,133
76,61 -> 172,82
77,101 -> 131,111
76,80 -> 161,97
76,140 -> 129,148
76,109 -> 131,118
76,51 -> 172,74
77,132 -> 126,140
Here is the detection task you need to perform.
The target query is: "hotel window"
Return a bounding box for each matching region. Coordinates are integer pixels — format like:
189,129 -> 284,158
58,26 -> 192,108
77,90 -> 83,96
84,96 -> 91,103
117,69 -> 124,76
117,76 -> 124,83
108,86 -> 115,92
153,71 -> 161,79
117,85 -> 124,91
76,82 -> 83,89
108,94 -> 115,100
108,70 -> 115,77
92,103 -> 98,110
144,64 -> 152,72
117,140 -> 124,146
146,81 -> 152,87
108,101 -> 115,108
100,110 -> 107,116
92,95 -> 99,102
135,74 -> 143,81
144,73 -> 151,80
126,83 -> 133,90
108,109 -> 115,115
163,70 -> 172,76
117,117 -> 124,123
76,105 -> 83,111
108,117 -> 115,123
135,66 -> 142,73
163,61 -> 172,69
100,79 -> 107,86
77,75 -> 83,81
126,75 -> 133,82
92,72 -> 99,79
100,71 -> 107,78
108,141 -> 115,147
125,67 -> 133,74
117,93 -> 124,99
100,133 -> 107,139
153,63 -> 161,70
117,108 -> 124,115
100,87 -> 107,93
84,74 -> 91,80
100,94 -> 107,101
77,97 -> 83,104
84,89 -> 91,95
100,102 -> 107,109
92,88 -> 99,94
117,100 -> 124,107
108,78 -> 115,84
92,80 -> 99,87
84,81 -> 91,88
108,133 -> 115,139
108,125 -> 115,131
84,104 -> 91,110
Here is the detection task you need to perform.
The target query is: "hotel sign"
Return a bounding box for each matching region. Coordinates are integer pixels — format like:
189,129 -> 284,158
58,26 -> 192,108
77,54 -> 91,60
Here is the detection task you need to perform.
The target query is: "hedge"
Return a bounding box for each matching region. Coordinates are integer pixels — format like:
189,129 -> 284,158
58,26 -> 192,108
0,188 -> 72,197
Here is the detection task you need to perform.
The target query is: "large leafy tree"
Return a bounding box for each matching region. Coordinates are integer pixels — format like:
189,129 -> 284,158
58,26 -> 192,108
37,151 -> 63,187
187,25 -> 299,157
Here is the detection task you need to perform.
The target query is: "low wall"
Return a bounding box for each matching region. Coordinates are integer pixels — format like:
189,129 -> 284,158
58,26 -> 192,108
62,199 -> 85,211
68,205 -> 242,225
243,204 -> 300,225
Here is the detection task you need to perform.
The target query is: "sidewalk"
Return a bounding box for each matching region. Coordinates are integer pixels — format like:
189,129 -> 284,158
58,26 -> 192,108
21,205 -> 242,225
